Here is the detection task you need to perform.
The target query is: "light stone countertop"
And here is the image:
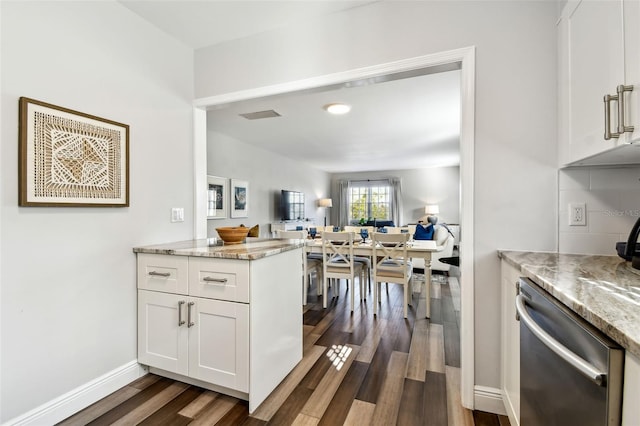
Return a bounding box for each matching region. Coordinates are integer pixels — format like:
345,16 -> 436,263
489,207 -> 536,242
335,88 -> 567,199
133,237 -> 304,261
499,250 -> 640,358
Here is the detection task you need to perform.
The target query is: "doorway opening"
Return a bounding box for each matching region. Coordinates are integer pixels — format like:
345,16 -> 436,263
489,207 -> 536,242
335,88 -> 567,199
192,47 -> 475,408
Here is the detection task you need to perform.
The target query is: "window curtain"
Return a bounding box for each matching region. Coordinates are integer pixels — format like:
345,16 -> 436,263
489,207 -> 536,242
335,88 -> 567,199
389,177 -> 403,226
337,179 -> 350,227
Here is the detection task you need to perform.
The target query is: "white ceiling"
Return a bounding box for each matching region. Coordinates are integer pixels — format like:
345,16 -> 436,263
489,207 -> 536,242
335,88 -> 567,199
119,1 -> 461,173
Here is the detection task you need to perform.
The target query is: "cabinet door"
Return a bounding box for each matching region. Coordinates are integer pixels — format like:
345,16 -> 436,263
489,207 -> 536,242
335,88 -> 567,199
501,261 -> 521,426
623,352 -> 640,425
563,0 -> 625,162
188,298 -> 249,392
624,0 -> 640,143
138,290 -> 189,375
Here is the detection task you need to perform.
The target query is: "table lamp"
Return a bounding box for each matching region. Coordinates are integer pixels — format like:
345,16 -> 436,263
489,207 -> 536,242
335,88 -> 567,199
425,204 -> 440,225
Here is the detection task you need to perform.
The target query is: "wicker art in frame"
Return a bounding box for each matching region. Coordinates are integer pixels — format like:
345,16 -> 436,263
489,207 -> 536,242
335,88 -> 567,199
18,97 -> 129,207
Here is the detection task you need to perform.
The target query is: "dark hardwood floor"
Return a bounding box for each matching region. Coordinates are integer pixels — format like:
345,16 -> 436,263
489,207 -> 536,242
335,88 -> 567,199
58,268 -> 510,425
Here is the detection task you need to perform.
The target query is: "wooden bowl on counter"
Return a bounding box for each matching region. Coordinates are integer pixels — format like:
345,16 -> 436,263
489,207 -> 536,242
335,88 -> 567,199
216,226 -> 250,245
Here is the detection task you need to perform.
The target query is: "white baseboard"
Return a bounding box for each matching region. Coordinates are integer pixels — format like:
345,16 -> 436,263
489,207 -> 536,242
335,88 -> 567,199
502,389 -> 520,426
4,361 -> 147,426
474,385 -> 507,416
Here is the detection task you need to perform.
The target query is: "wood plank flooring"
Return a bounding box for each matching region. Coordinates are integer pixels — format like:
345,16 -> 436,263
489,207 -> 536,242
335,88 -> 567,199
58,270 -> 510,426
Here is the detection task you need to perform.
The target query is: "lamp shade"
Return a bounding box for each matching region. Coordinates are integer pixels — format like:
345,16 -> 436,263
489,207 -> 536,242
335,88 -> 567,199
425,205 -> 440,215
319,198 -> 333,208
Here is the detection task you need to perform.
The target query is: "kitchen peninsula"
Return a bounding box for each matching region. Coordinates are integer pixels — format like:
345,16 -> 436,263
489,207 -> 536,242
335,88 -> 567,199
133,238 -> 304,413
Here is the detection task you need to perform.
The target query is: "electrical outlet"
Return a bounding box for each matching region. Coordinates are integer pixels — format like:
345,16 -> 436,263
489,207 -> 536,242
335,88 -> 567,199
171,207 -> 184,223
569,203 -> 586,226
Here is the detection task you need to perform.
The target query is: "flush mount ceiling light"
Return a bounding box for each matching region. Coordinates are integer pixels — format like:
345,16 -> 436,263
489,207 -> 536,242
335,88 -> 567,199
323,103 -> 351,115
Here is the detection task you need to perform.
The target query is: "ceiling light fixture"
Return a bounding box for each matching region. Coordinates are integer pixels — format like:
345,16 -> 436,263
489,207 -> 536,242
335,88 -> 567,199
323,103 -> 351,115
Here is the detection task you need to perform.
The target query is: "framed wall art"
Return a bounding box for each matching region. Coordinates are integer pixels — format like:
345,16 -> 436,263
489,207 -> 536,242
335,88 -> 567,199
207,175 -> 228,219
18,97 -> 129,207
230,179 -> 248,218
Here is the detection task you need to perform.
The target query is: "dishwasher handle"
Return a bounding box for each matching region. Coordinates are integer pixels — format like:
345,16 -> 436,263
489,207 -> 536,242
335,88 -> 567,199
515,294 -> 606,386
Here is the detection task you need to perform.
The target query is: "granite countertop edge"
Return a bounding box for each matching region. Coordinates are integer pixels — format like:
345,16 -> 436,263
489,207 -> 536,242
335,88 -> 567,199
133,238 -> 305,261
498,250 -> 640,359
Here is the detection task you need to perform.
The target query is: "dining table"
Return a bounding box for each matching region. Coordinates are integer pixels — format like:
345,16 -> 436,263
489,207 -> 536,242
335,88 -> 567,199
304,237 -> 443,318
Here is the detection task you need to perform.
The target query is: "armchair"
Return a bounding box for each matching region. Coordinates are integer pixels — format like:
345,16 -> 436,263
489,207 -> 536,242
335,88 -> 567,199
411,225 -> 455,272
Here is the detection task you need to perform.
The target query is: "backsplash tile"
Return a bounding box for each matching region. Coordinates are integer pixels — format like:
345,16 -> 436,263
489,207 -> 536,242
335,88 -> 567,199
559,166 -> 640,255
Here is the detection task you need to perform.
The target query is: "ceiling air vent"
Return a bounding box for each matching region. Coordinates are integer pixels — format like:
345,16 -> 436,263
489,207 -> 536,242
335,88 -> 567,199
239,110 -> 281,120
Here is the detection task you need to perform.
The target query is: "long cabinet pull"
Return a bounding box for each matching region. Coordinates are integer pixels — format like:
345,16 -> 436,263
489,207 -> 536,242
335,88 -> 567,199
604,93 -> 621,140
148,271 -> 171,277
178,300 -> 186,326
515,294 -> 606,386
617,84 -> 635,134
203,276 -> 228,284
187,301 -> 195,328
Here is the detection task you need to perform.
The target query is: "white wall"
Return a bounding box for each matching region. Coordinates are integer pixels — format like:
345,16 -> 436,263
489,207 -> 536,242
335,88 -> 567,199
559,166 -> 640,255
207,130 -> 331,237
195,1 -> 558,391
330,166 -> 460,226
0,2 -> 194,422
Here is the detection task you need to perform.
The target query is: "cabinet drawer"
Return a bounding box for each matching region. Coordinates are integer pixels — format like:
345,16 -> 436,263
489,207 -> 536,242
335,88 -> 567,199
189,257 -> 249,303
137,254 -> 189,295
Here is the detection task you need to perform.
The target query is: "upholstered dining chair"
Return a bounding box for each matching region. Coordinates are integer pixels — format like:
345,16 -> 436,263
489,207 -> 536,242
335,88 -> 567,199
372,232 -> 413,318
276,229 -> 321,305
321,231 -> 364,313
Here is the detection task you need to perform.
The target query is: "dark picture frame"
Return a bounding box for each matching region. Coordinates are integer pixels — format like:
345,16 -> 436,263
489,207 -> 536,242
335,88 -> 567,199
18,97 -> 129,207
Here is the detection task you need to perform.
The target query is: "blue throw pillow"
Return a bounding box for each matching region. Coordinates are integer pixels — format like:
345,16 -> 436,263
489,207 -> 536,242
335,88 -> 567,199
414,223 -> 434,240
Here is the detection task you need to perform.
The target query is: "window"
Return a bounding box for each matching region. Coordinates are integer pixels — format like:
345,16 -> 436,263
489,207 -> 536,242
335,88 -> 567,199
348,181 -> 391,222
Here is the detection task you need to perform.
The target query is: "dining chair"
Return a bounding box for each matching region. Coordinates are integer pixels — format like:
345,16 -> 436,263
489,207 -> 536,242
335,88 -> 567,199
340,227 -> 373,294
372,232 -> 413,318
383,226 -> 401,234
321,231 -> 364,313
276,229 -> 322,305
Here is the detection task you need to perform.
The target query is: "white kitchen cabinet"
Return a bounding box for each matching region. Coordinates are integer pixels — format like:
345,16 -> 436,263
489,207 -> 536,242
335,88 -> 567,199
136,248 -> 302,412
188,296 -> 249,391
558,0 -> 640,166
623,351 -> 640,425
137,290 -> 249,392
500,260 -> 520,426
138,289 -> 189,375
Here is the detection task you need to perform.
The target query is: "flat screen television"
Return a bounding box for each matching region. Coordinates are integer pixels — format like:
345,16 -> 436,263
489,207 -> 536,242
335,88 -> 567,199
281,190 -> 305,221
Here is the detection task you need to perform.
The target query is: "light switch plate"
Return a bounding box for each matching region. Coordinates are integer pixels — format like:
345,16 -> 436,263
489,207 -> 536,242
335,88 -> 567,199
171,207 -> 184,223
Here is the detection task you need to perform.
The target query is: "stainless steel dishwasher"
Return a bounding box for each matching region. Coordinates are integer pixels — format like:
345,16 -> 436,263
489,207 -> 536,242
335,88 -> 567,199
516,278 -> 624,426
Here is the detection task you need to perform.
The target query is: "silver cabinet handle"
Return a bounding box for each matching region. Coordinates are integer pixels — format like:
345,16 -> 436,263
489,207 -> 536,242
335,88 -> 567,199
178,300 -> 186,326
515,294 -> 606,386
187,301 -> 195,328
617,84 -> 634,134
203,276 -> 228,284
148,271 -> 170,277
604,93 -> 621,140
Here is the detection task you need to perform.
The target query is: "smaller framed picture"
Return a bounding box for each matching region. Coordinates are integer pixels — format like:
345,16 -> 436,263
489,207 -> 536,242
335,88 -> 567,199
230,179 -> 248,218
207,175 -> 228,219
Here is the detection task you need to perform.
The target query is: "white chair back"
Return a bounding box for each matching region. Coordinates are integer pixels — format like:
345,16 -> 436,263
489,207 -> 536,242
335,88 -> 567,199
372,232 -> 413,318
276,229 -> 308,239
373,232 -> 410,276
320,231 -> 363,312
321,231 -> 356,273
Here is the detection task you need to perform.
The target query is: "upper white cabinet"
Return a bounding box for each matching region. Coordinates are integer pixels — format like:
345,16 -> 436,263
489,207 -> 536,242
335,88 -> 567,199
558,0 -> 640,166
